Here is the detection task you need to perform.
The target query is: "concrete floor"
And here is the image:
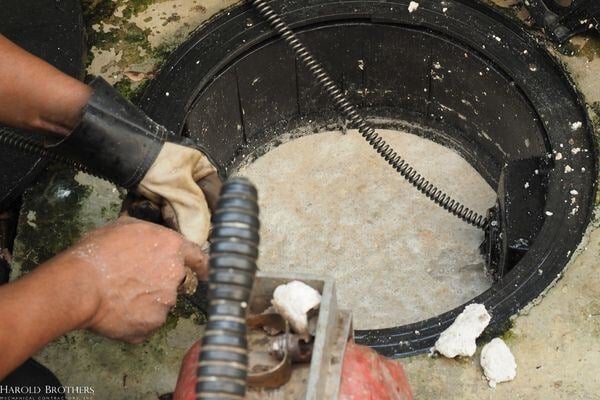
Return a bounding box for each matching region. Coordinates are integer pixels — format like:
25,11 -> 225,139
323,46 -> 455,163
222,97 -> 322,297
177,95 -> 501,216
403,226 -> 600,399
238,129 -> 496,329
8,0 -> 600,399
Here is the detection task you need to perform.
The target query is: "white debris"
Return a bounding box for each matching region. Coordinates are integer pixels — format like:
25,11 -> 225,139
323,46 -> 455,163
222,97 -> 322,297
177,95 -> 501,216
26,211 -> 37,228
408,1 -> 419,13
570,190 -> 579,195
572,147 -> 581,154
570,121 -> 582,130
571,206 -> 579,215
480,338 -> 517,388
545,211 -> 554,216
524,182 -> 529,189
272,281 -> 321,335
555,152 -> 562,160
564,165 -> 573,173
56,188 -> 72,198
434,304 -> 491,358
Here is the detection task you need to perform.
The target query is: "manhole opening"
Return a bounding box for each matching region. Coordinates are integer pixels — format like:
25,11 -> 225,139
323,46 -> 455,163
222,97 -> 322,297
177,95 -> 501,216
237,127 -> 496,329
141,0 -> 596,357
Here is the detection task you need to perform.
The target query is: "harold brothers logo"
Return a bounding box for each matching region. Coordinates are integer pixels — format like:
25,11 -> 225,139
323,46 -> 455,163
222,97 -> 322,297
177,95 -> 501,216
0,385 -> 95,400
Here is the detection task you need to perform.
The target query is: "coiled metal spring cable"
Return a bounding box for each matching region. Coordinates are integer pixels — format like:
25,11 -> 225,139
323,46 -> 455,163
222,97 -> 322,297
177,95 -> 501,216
197,178 -> 260,400
0,126 -> 94,177
250,0 -> 488,230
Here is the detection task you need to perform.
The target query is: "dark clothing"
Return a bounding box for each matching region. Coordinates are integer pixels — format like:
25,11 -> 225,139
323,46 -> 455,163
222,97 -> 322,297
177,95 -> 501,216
1,359 -> 65,400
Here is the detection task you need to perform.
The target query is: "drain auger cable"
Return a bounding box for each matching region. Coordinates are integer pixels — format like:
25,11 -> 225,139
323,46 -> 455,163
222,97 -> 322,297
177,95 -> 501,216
249,0 -> 488,230
0,126 -> 93,174
0,2 -> 487,229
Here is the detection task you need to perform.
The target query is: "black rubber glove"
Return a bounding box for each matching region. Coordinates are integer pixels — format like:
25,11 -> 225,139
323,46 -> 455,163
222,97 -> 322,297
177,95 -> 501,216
48,77 -> 165,188
47,76 -> 223,245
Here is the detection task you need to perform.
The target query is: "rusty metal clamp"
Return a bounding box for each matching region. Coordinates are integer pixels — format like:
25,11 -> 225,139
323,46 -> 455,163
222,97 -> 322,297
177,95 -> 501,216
247,313 -> 293,389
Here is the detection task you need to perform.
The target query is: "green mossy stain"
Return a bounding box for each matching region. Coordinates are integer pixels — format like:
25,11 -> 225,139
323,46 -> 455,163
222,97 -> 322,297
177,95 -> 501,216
499,328 -> 516,343
151,40 -> 180,64
80,0 -> 183,100
121,0 -> 156,19
13,165 -> 93,274
82,0 -> 156,34
100,201 -> 122,220
162,13 -> 182,26
82,0 -> 156,69
114,76 -> 150,102
87,21 -> 153,66
81,0 -> 119,28
478,318 -> 513,344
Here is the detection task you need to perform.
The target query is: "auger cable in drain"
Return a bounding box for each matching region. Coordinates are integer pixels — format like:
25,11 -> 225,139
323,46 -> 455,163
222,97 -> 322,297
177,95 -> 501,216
0,2 -> 488,230
250,0 -> 488,230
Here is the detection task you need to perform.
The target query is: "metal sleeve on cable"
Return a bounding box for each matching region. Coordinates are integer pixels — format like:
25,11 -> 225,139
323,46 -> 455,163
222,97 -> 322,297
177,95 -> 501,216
250,0 -> 488,230
197,177 -> 260,400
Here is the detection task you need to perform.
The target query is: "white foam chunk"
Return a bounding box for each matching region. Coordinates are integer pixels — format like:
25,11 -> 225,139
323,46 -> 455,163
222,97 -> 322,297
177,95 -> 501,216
434,303 -> 491,358
480,338 -> 517,387
408,1 -> 419,13
272,281 -> 321,335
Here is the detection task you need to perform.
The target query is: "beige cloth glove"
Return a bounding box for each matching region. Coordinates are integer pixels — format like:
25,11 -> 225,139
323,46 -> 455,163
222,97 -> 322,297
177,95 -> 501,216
136,142 -> 222,246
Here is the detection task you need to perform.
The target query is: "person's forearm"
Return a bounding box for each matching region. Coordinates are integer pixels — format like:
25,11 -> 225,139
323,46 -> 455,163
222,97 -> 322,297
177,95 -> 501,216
0,35 -> 91,136
0,255 -> 97,379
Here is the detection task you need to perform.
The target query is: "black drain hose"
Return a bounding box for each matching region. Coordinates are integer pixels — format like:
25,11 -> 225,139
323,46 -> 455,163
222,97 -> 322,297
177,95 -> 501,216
196,177 -> 260,400
250,0 -> 488,230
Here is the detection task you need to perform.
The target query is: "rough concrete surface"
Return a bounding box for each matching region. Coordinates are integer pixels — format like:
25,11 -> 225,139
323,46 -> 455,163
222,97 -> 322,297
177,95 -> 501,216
238,129 -> 495,329
403,226 -> 600,399
6,0 -> 600,399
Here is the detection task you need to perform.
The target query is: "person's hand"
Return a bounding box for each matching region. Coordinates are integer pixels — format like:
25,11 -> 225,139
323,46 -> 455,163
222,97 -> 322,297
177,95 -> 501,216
0,38 -> 222,246
61,217 -> 208,343
136,142 -> 222,246
0,217 -> 208,377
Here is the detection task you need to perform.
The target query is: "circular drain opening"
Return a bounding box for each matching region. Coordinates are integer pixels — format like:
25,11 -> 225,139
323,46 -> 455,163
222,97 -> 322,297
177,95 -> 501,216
141,0 -> 597,357
237,128 -> 496,329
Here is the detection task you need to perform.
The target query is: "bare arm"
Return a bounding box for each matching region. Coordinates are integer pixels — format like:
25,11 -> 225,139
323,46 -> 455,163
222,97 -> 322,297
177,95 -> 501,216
0,35 -> 220,247
0,252 -> 96,377
0,34 -> 90,136
0,218 -> 208,380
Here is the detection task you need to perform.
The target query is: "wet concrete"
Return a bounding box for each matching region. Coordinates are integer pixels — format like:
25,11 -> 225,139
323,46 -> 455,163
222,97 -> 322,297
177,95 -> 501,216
9,167 -> 207,399
7,0 -> 600,398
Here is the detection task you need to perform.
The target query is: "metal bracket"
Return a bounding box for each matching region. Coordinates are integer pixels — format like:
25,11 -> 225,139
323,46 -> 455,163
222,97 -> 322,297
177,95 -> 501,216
525,0 -> 600,42
481,157 -> 547,279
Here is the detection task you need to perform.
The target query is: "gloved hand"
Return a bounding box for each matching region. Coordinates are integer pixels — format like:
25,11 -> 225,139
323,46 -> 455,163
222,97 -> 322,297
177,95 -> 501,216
136,142 -> 222,245
47,77 -> 223,246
